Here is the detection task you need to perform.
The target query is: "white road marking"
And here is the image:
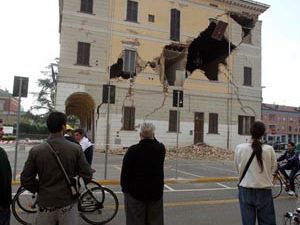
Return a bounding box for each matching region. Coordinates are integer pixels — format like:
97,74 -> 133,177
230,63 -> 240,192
111,186 -> 237,195
202,165 -> 236,174
164,184 -> 175,191
112,165 -> 122,171
170,168 -> 204,178
13,186 -> 237,197
216,182 -> 231,189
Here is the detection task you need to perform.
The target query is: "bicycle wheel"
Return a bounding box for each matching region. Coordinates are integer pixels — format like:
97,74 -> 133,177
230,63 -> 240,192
12,187 -> 38,225
272,174 -> 282,198
79,186 -> 119,225
294,174 -> 300,197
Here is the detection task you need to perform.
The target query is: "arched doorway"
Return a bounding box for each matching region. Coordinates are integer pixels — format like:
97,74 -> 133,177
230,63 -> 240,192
65,92 -> 95,141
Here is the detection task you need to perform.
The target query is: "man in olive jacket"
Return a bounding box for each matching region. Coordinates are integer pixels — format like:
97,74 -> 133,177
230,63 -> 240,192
21,112 -> 93,225
121,123 -> 166,225
0,122 -> 12,225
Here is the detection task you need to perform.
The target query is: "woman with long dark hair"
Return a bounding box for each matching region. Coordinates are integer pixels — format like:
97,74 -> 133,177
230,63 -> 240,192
234,121 -> 277,225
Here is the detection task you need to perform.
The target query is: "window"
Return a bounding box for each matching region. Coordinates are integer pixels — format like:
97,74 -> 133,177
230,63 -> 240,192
170,9 -> 180,41
126,0 -> 138,22
208,113 -> 218,134
238,115 -> 255,135
123,107 -> 135,130
77,42 -> 90,66
243,67 -> 252,86
148,14 -> 155,23
242,28 -> 252,44
269,114 -> 275,121
80,0 -> 93,13
123,49 -> 136,74
169,110 -> 180,132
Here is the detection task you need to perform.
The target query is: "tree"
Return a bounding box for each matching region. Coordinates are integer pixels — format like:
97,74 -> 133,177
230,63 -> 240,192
31,59 -> 58,115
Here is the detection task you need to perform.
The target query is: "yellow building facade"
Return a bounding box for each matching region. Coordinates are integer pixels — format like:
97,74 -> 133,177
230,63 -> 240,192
56,0 -> 269,149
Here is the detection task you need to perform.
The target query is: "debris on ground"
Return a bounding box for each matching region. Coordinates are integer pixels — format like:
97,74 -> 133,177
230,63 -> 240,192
166,143 -> 234,160
98,142 -> 233,160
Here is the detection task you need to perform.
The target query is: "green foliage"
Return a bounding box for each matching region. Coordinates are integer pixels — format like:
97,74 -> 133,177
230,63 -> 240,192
2,135 -> 16,141
19,122 -> 48,134
30,59 -> 59,116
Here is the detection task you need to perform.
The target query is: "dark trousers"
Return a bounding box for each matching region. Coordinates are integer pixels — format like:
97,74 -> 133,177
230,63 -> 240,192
0,208 -> 10,225
279,164 -> 299,191
84,146 -> 93,165
238,187 -> 276,225
124,193 -> 164,225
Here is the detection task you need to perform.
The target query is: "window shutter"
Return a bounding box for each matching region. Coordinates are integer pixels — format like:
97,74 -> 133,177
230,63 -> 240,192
123,107 -> 135,130
130,107 -> 135,130
132,1 -> 138,22
169,110 -> 177,132
77,42 -> 90,65
170,9 -> 180,41
209,113 -> 218,133
81,0 -> 93,13
175,10 -> 180,41
127,1 -> 138,22
123,107 -> 130,130
123,50 -> 136,73
238,115 -> 243,135
244,67 -> 252,86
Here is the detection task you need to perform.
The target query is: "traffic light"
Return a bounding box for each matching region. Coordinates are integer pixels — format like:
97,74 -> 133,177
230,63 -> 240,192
102,85 -> 116,104
173,90 -> 183,107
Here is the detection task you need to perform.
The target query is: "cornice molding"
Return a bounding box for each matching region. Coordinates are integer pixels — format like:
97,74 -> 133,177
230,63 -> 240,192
214,0 -> 269,14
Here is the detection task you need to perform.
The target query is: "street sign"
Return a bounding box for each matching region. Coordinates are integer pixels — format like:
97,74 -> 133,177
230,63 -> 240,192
13,76 -> 29,97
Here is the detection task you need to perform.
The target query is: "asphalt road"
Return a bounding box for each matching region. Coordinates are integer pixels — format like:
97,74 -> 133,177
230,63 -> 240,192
2,143 -> 297,225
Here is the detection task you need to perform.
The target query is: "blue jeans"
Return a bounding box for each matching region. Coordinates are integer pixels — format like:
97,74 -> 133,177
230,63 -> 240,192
0,208 -> 10,225
279,164 -> 299,192
238,186 -> 276,225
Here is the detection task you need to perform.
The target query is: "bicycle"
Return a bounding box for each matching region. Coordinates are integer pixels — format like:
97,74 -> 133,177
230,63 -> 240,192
272,167 -> 300,198
283,209 -> 300,225
12,179 -> 119,225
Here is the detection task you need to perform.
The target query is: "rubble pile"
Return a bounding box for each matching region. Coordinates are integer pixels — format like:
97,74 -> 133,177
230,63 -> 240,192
99,143 -> 233,160
167,143 -> 234,160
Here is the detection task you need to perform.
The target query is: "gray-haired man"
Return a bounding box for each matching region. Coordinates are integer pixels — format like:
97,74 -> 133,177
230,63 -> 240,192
121,123 -> 166,225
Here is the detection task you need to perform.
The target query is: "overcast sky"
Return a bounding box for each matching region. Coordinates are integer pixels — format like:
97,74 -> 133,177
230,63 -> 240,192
0,0 -> 299,111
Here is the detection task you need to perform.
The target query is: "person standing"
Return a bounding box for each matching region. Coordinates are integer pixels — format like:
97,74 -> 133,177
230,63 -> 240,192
0,122 -> 12,225
74,129 -> 93,165
64,124 -> 78,144
235,121 -> 277,225
121,123 -> 166,225
21,112 -> 93,225
277,141 -> 300,196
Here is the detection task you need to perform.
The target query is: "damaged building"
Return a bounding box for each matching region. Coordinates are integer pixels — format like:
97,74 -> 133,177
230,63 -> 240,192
56,0 -> 269,149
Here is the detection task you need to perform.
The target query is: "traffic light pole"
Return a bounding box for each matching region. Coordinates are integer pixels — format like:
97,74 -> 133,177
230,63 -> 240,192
104,84 -> 111,180
175,90 -> 180,179
13,78 -> 23,180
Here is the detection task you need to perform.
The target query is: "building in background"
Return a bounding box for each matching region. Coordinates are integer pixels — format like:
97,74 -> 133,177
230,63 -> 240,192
262,103 -> 300,147
56,0 -> 269,149
0,89 -> 18,125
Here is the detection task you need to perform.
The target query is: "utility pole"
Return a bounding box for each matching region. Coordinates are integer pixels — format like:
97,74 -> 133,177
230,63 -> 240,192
175,90 -> 180,179
13,78 -> 22,180
12,76 -> 29,180
104,84 -> 111,180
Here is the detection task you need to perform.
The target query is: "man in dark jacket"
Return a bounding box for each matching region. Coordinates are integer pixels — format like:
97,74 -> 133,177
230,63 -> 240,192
277,141 -> 300,196
0,122 -> 12,225
121,123 -> 166,225
21,112 -> 92,225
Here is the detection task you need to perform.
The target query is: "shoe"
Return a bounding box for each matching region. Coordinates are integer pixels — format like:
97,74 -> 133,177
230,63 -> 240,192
288,190 -> 295,196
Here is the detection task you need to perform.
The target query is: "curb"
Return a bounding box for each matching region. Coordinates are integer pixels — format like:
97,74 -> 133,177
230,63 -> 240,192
12,176 -> 238,186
